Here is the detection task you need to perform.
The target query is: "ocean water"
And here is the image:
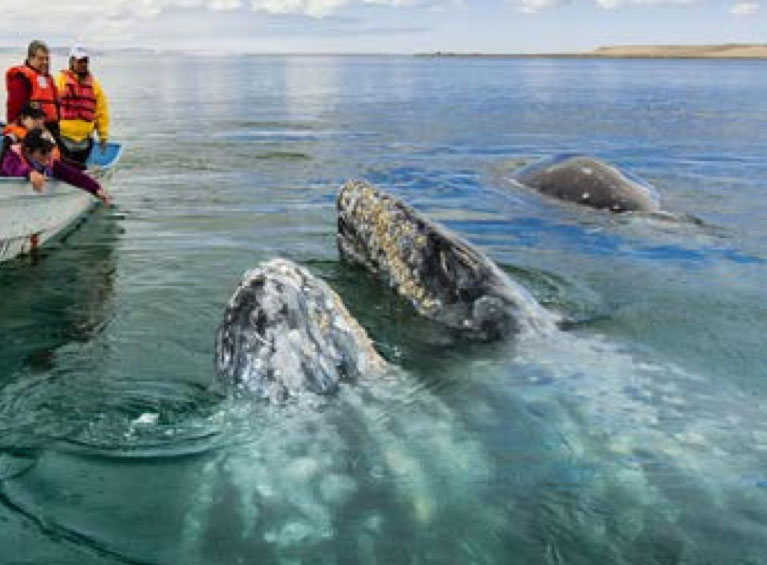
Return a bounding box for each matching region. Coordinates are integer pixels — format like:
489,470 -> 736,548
0,54 -> 766,564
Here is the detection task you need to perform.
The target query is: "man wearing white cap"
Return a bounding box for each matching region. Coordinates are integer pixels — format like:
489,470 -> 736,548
55,45 -> 110,167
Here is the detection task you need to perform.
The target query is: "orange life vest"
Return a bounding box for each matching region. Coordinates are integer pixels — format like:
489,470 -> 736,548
2,123 -> 27,142
5,65 -> 59,123
59,70 -> 96,122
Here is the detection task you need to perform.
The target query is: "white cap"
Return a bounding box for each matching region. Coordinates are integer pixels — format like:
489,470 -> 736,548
69,45 -> 89,59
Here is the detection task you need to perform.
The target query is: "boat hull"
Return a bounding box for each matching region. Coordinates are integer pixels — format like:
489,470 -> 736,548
0,143 -> 120,263
0,184 -> 96,262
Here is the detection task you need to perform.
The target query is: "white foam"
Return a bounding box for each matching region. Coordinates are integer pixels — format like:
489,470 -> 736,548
132,412 -> 158,426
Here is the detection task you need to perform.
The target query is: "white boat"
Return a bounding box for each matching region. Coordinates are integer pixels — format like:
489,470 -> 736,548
0,142 -> 122,263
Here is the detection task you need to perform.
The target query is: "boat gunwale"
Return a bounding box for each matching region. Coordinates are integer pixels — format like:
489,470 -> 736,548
0,142 -> 122,262
0,142 -> 123,200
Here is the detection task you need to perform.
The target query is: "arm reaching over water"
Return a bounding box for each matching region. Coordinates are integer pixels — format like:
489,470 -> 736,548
52,159 -> 111,205
1,141 -> 110,204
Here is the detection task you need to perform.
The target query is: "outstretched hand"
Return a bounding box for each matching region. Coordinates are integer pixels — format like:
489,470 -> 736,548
96,188 -> 112,206
29,171 -> 46,192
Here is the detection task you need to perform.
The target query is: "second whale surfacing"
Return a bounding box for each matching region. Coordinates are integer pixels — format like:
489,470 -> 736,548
337,180 -> 558,340
512,154 -> 661,213
215,258 -> 386,402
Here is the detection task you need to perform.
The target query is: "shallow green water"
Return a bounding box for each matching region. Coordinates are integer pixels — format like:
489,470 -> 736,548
0,54 -> 766,564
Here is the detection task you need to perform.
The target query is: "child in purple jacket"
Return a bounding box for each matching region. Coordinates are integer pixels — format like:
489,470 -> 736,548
1,127 -> 111,205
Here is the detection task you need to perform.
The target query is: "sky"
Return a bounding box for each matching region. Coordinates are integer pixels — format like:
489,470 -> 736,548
0,0 -> 763,54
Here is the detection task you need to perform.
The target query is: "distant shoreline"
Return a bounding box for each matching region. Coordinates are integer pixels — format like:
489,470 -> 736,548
418,44 -> 767,60
1,44 -> 765,59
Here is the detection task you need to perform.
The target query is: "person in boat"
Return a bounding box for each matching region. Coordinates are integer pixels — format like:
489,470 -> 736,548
55,45 -> 109,168
1,103 -> 61,163
1,102 -> 44,162
5,40 -> 60,140
2,102 -> 44,142
0,127 -> 110,205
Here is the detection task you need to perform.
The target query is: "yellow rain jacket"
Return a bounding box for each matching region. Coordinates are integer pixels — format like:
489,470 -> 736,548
55,70 -> 109,143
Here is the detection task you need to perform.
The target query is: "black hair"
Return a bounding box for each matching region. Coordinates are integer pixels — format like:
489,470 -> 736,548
18,102 -> 44,119
23,128 -> 56,153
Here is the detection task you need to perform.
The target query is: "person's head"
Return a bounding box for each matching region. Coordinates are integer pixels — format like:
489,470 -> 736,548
17,102 -> 45,130
22,128 -> 57,166
68,45 -> 89,77
26,40 -> 50,74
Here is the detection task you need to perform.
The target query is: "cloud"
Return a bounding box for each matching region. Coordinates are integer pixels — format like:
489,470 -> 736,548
518,0 -> 707,12
594,0 -> 703,7
0,0 -> 436,23
0,0 -> 441,45
249,0 -> 350,17
209,0 -> 243,9
730,1 -> 759,15
519,0 -> 571,14
248,0 -> 432,17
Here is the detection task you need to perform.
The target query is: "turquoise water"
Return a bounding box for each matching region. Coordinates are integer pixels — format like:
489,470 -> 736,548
0,54 -> 766,564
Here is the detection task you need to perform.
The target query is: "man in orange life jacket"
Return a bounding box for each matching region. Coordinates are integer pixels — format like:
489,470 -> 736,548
56,45 -> 109,167
5,40 -> 60,140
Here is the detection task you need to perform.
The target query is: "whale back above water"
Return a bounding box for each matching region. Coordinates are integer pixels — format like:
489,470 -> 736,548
513,154 -> 661,213
337,180 -> 558,340
215,258 -> 386,402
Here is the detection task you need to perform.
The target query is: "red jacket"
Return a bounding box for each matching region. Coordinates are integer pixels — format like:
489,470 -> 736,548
6,69 -> 30,123
5,63 -> 59,124
59,70 -> 96,122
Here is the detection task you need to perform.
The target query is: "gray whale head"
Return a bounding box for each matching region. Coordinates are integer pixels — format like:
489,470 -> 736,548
215,258 -> 386,402
337,180 -> 559,340
513,154 -> 661,213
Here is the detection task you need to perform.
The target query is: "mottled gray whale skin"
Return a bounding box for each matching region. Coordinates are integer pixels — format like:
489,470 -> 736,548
337,180 -> 558,340
216,258 -> 386,402
513,154 -> 661,213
